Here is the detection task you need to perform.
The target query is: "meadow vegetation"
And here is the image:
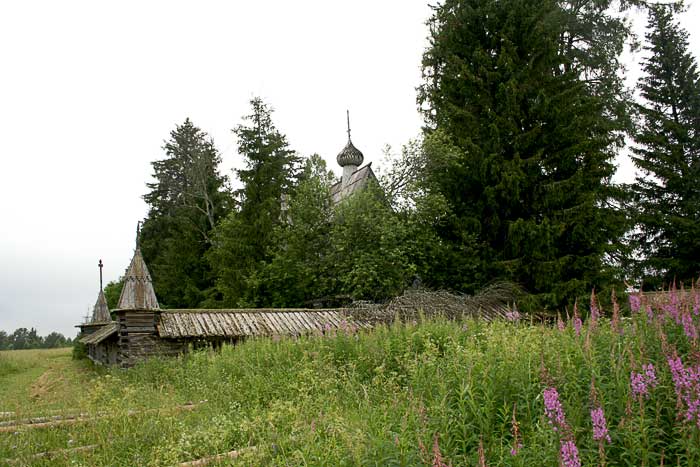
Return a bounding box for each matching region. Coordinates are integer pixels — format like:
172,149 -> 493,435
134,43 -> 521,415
1,288 -> 699,466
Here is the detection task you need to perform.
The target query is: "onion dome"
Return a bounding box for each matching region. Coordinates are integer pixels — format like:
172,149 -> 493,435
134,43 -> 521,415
336,138 -> 364,168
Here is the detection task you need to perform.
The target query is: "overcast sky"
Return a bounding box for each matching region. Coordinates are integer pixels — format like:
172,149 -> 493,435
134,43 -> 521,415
1,1 -> 698,337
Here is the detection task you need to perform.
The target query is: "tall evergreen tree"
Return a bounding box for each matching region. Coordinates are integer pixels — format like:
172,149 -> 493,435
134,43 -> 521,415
631,3 -> 700,287
141,119 -> 230,307
209,98 -> 300,306
418,0 -> 631,310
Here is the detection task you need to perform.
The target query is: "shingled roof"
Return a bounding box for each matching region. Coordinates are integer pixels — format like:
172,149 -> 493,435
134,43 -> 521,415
116,247 -> 159,310
90,289 -> 111,323
80,322 -> 119,345
330,163 -> 376,205
157,309 -> 366,339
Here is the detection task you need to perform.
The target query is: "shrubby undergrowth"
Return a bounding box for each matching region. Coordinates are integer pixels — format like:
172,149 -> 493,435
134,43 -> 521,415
79,286 -> 700,466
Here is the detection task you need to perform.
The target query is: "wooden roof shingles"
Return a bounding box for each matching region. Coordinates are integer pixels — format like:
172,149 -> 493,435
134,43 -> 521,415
116,248 -> 159,311
91,289 -> 111,324
330,164 -> 376,205
80,323 -> 119,345
157,309 -> 364,339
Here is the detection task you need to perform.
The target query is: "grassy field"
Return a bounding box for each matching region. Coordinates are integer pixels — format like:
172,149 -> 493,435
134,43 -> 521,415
1,292 -> 699,466
0,347 -> 96,415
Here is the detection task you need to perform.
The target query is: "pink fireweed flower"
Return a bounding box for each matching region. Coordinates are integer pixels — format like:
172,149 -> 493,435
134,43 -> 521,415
505,304 -> 521,322
572,301 -> 582,337
543,387 -> 567,430
590,407 -> 611,443
667,354 -> 700,428
662,284 -> 681,323
557,313 -> 566,332
645,302 -> 655,321
668,355 -> 689,397
631,364 -> 658,398
681,310 -> 698,340
560,440 -> 581,467
629,293 -> 642,314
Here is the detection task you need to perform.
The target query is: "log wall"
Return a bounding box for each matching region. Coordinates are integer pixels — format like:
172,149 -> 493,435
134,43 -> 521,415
116,310 -> 187,367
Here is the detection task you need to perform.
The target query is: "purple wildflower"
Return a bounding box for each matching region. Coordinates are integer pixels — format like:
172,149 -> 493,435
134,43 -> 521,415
667,354 -> 700,428
630,372 -> 648,397
662,284 -> 681,323
645,303 -> 655,322
557,313 -> 566,332
572,301 -> 582,337
681,310 -> 698,340
543,387 -> 567,430
631,364 -> 658,398
560,440 -> 581,467
505,305 -> 521,322
629,293 -> 642,314
668,355 -> 689,397
590,407 -> 611,443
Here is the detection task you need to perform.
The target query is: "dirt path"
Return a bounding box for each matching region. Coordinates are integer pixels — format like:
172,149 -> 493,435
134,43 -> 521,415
0,348 -> 93,415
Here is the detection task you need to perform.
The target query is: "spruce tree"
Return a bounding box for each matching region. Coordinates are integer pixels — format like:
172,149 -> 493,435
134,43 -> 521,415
631,4 -> 700,287
141,119 -> 230,307
209,98 -> 300,306
418,0 -> 630,310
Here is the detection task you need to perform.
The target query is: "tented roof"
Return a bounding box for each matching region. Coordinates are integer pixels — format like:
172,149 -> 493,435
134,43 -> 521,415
116,248 -> 159,310
91,289 -> 111,323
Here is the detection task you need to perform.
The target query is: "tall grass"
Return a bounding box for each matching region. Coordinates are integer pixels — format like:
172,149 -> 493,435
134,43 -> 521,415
2,288 -> 699,466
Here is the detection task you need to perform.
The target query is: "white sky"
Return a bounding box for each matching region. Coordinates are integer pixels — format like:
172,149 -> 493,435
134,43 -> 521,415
0,1 -> 698,337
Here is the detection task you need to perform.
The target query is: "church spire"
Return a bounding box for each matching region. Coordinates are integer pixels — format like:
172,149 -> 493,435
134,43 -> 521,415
90,259 -> 111,323
116,222 -> 160,311
336,110 -> 364,187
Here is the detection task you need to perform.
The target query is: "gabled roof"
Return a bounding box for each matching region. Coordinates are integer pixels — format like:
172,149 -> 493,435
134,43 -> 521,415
157,309 -> 367,339
330,163 -> 376,205
80,322 -> 119,345
116,248 -> 159,310
91,289 -> 111,323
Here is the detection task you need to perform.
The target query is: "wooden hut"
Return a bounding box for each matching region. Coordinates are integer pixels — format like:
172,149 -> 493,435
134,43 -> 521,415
77,232 -> 365,367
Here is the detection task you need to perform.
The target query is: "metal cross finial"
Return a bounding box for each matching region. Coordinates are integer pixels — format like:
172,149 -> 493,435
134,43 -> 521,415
346,109 -> 351,141
98,259 -> 103,290
84,311 -> 91,324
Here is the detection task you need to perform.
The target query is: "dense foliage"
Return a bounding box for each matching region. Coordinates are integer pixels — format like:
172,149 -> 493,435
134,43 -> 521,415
631,3 -> 700,288
417,0 -> 632,310
0,328 -> 72,350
